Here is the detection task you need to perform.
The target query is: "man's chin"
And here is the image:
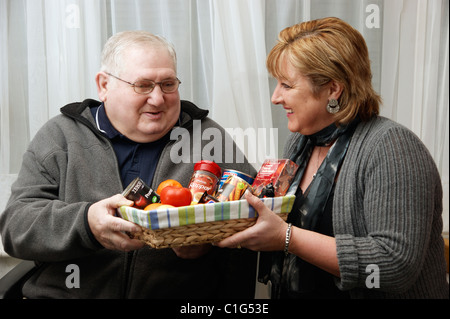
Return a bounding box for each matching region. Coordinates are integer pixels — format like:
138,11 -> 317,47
133,126 -> 172,143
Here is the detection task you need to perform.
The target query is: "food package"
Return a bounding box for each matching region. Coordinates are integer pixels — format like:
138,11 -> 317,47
215,175 -> 253,202
252,159 -> 299,197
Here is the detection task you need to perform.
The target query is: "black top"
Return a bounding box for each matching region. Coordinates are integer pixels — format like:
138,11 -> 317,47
282,186 -> 349,299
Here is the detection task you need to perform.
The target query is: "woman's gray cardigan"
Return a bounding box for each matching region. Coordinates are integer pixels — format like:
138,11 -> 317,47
283,116 -> 448,299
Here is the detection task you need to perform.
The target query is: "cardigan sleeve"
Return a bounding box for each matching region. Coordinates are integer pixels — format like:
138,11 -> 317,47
333,120 -> 443,294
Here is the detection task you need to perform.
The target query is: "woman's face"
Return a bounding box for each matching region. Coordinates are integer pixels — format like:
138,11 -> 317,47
271,58 -> 337,135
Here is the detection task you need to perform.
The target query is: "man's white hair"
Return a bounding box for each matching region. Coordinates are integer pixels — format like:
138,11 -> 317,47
100,30 -> 177,76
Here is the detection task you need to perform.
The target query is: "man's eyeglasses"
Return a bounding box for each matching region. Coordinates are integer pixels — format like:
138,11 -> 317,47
106,72 -> 181,94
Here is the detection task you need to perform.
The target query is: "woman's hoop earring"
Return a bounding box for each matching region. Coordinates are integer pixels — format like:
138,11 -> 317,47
326,99 -> 340,114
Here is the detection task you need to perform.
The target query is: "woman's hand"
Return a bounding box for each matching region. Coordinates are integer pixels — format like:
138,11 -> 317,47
216,192 -> 288,251
217,192 -> 340,276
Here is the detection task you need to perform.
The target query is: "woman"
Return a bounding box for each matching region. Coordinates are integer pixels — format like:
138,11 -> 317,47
218,17 -> 448,299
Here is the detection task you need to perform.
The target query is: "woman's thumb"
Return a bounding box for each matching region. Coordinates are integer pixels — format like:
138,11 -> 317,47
245,192 -> 267,215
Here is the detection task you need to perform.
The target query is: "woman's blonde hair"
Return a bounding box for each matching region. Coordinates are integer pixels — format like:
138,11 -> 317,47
267,17 -> 381,123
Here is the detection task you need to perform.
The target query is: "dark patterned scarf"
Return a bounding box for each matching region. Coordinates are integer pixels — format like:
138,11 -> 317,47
262,118 -> 359,298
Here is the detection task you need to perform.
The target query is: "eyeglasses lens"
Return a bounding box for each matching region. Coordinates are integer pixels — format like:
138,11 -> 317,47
134,79 -> 180,94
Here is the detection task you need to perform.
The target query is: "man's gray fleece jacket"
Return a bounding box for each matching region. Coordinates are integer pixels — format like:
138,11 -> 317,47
0,99 -> 257,298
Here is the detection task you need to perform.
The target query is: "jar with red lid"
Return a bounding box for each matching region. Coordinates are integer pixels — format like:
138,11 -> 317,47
188,160 -> 222,202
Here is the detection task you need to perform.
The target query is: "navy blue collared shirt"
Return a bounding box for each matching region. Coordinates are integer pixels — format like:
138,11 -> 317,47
91,104 -> 170,188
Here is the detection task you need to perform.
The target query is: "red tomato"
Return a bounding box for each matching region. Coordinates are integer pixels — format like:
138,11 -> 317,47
160,186 -> 192,207
156,179 -> 182,194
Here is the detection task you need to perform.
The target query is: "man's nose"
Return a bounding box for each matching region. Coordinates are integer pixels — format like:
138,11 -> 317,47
147,86 -> 165,105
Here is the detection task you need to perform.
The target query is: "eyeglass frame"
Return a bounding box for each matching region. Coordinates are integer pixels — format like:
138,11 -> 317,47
105,72 -> 181,94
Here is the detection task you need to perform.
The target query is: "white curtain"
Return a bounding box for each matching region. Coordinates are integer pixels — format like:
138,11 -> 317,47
380,0 -> 449,233
1,0 -> 448,229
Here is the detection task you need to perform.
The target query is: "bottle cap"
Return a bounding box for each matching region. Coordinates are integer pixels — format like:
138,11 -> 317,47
194,160 -> 222,178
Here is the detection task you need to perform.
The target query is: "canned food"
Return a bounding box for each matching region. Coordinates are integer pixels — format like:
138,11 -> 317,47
215,175 -> 253,202
188,160 -> 222,202
197,191 -> 220,204
218,169 -> 255,190
122,177 -> 160,209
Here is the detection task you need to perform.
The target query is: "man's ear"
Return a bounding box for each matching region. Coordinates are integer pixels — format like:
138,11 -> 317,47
96,72 -> 109,102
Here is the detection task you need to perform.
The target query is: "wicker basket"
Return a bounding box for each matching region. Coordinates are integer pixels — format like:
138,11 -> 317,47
130,213 -> 289,249
118,195 -> 295,249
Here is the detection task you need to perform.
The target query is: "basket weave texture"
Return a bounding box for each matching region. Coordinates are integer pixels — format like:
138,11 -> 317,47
131,213 -> 288,248
118,195 -> 295,248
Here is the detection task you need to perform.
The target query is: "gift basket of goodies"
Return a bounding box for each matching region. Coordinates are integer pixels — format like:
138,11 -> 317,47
117,159 -> 298,248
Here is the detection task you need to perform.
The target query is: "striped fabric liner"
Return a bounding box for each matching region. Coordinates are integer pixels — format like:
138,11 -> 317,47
117,195 -> 295,230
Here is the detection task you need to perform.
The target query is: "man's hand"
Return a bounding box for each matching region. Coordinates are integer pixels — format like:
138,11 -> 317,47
87,194 -> 145,251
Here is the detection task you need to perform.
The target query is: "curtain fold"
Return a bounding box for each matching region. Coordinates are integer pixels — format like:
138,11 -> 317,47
0,0 -> 448,232
380,0 -> 449,231
0,0 -> 10,175
211,0 -> 275,167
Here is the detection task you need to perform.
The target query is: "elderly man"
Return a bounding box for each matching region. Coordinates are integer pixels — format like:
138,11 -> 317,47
0,31 -> 257,298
